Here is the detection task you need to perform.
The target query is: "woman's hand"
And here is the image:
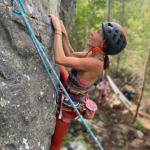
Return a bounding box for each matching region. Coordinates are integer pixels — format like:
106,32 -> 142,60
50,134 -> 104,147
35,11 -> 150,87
48,14 -> 61,32
60,20 -> 67,35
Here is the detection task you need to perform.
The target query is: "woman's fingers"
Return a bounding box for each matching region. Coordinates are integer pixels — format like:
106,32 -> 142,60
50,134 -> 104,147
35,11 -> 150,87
59,20 -> 62,25
48,14 -> 53,18
60,21 -> 66,31
48,14 -> 57,21
47,14 -> 51,17
47,14 -> 61,31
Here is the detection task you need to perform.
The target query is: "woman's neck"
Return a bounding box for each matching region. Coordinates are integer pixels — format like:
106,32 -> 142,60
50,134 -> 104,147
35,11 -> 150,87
90,51 -> 104,60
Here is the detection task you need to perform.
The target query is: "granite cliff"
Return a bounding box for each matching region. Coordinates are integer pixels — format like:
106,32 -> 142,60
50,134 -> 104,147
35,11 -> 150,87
0,0 -> 76,149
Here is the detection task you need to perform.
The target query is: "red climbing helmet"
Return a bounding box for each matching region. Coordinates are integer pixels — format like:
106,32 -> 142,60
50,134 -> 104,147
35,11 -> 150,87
102,22 -> 127,55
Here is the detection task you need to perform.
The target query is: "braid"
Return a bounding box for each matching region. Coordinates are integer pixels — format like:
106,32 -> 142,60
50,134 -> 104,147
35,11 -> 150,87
103,39 -> 110,70
104,55 -> 109,69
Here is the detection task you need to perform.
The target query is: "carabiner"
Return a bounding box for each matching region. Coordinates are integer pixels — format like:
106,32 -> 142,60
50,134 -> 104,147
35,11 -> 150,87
11,0 -> 25,15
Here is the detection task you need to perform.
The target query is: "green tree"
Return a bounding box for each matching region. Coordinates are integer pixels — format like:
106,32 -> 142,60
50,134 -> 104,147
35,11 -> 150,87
68,0 -> 150,96
69,0 -> 107,52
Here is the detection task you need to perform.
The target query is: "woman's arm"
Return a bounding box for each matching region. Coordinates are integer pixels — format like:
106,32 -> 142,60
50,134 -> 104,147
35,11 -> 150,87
60,21 -> 87,58
48,14 -> 102,72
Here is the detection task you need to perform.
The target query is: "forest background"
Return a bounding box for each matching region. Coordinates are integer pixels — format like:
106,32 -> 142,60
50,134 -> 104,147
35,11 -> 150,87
68,0 -> 150,101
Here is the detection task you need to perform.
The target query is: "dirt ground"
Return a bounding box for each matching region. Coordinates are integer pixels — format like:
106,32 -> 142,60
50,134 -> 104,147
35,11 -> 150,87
84,92 -> 150,150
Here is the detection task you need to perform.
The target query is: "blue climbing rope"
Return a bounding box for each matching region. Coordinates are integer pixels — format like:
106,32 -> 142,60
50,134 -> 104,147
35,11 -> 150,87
11,0 -> 25,15
11,1 -> 104,150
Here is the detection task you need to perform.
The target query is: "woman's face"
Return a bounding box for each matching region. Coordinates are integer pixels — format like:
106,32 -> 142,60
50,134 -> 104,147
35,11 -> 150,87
87,28 -> 104,48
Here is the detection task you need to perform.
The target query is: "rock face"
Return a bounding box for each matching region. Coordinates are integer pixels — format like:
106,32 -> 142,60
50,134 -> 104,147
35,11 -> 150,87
112,100 -> 122,109
66,141 -> 87,150
130,139 -> 144,148
0,0 -> 76,149
59,0 -> 77,31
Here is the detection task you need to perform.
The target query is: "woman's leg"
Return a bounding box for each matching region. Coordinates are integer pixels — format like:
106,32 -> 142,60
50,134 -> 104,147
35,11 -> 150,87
60,65 -> 69,86
50,66 -> 76,149
50,111 -> 78,150
49,114 -> 69,150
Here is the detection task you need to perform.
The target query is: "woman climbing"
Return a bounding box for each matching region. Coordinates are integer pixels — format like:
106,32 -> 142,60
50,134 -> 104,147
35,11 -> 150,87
48,14 -> 127,150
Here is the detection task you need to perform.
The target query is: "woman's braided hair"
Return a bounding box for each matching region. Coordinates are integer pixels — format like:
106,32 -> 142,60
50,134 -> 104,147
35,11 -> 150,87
103,39 -> 110,70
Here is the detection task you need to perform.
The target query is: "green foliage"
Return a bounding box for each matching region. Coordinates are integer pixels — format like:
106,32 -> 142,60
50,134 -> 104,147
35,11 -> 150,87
62,132 -> 73,147
133,119 -> 144,130
91,126 -> 98,133
80,136 -> 93,150
98,110 -> 106,122
69,0 -> 107,51
62,133 -> 93,150
143,91 -> 148,97
99,113 -> 105,122
116,131 -> 123,140
68,0 -> 150,96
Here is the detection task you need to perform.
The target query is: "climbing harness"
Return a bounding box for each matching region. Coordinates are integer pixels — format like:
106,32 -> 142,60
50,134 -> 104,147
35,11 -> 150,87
11,1 -> 104,150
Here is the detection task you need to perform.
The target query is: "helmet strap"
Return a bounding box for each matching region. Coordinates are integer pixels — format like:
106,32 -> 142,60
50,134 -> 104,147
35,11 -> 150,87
85,39 -> 106,58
